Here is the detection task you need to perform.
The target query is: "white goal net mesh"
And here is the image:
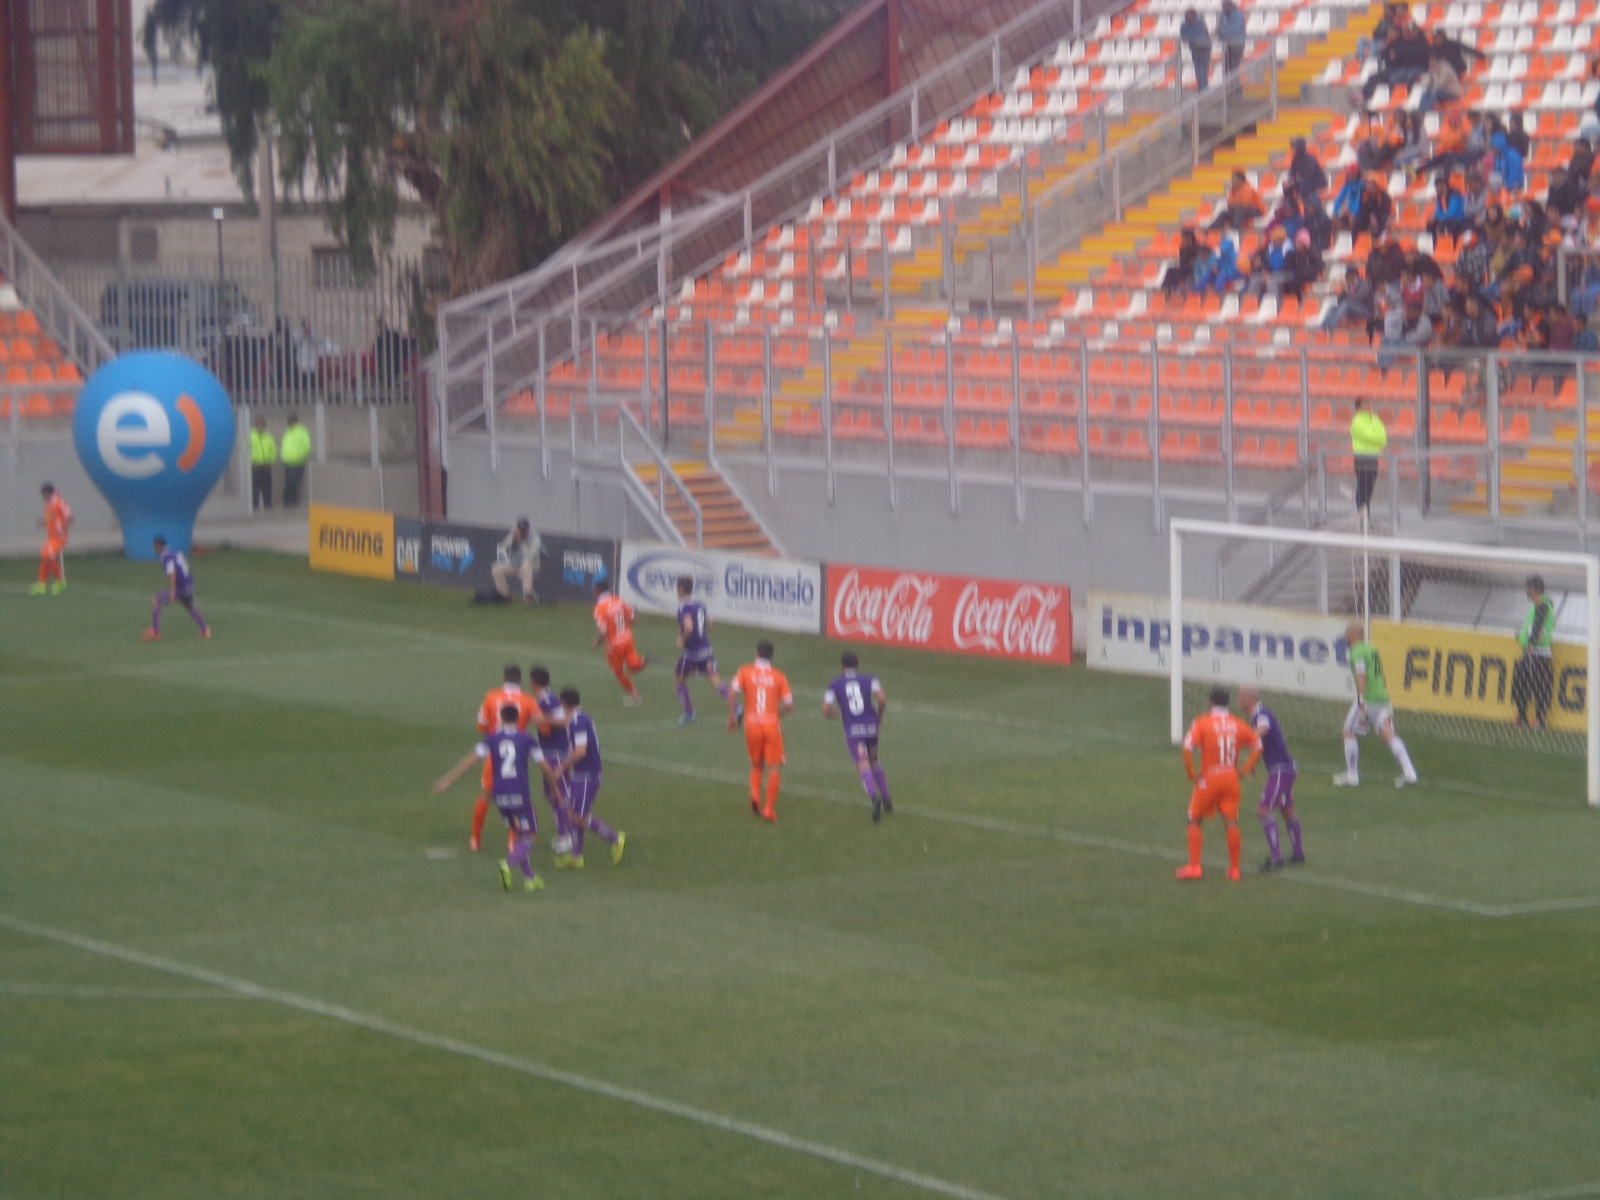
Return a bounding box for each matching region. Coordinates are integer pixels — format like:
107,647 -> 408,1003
1165,519 -> 1600,804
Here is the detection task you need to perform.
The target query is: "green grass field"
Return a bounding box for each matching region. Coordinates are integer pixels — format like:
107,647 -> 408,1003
3,550 -> 1599,1200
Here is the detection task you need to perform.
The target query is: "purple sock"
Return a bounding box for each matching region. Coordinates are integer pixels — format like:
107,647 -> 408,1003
508,835 -> 533,878
1286,816 -> 1303,858
188,604 -> 208,633
677,682 -> 693,715
150,598 -> 162,634
1261,813 -> 1282,862
584,815 -> 618,845
871,765 -> 889,802
716,684 -> 729,699
858,762 -> 879,800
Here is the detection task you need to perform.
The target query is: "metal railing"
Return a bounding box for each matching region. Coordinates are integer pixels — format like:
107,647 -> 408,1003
619,404 -> 704,546
0,211 -> 115,374
464,315 -> 1600,545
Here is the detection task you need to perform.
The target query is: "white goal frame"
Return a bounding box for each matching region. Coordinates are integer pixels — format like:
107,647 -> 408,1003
1168,518 -> 1600,807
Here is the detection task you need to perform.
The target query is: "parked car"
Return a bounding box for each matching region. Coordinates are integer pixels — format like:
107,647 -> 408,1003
99,279 -> 258,354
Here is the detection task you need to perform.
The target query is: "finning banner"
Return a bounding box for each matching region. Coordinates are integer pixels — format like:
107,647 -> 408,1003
309,504 -> 395,580
619,541 -> 823,634
827,564 -> 1072,664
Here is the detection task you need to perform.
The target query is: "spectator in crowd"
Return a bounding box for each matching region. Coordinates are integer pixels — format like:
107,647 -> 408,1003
249,416 -> 276,511
1208,170 -> 1264,232
1421,108 -> 1473,175
1362,23 -> 1431,102
1285,228 -> 1323,299
1264,182 -> 1306,242
1218,0 -> 1247,78
1427,176 -> 1470,246
1180,8 -> 1212,91
1162,228 -> 1207,293
1430,26 -> 1486,78
1511,576 -> 1556,729
1568,136 -> 1594,183
1461,166 -> 1490,225
1356,174 -> 1395,239
1331,164 -> 1365,231
1247,227 -> 1294,297
1355,113 -> 1397,171
1453,228 -> 1491,296
1368,229 -> 1408,294
280,413 -> 311,508
1492,129 -> 1525,191
491,517 -> 542,605
1393,109 -> 1431,172
373,318 -> 417,385
1548,166 -> 1587,220
1349,398 -> 1388,515
1378,299 -> 1433,371
1288,137 -> 1328,206
1505,110 -> 1531,160
1193,236 -> 1245,292
1320,265 -> 1377,334
1417,53 -> 1462,113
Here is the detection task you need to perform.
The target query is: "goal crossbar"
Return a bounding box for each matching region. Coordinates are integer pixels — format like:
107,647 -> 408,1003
1168,518 -> 1600,806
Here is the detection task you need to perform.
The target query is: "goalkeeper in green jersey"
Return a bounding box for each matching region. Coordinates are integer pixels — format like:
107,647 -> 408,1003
1334,622 -> 1419,789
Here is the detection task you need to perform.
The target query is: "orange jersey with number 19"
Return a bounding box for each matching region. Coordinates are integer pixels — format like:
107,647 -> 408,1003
731,662 -> 791,727
1184,709 -> 1261,778
593,594 -> 636,650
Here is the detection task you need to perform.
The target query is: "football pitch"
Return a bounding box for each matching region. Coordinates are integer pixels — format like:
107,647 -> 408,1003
3,550 -> 1599,1200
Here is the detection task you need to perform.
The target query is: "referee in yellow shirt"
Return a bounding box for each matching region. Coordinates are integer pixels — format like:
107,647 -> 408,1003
280,413 -> 311,507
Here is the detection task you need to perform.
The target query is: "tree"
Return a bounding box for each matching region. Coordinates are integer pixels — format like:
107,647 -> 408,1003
148,0 -> 855,295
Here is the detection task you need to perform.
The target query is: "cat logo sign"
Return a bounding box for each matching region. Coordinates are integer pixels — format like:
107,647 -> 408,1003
1370,620 -> 1587,733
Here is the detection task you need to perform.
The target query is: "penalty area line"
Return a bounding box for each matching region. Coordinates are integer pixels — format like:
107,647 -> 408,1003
603,751 -> 1600,919
0,913 -> 1015,1200
1469,1184 -> 1600,1200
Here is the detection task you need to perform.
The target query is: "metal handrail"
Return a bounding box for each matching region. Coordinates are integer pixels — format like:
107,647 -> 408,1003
0,210 -> 115,373
618,404 -> 704,546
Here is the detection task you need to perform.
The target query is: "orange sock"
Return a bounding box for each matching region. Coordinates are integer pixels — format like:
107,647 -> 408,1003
1187,824 -> 1204,869
471,795 -> 490,842
765,768 -> 781,817
1224,825 -> 1241,872
749,768 -> 762,808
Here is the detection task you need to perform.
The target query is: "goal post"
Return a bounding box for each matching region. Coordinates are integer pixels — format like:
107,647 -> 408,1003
1167,518 -> 1600,807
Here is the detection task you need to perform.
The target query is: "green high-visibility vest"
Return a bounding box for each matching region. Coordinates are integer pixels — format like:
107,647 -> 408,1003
1350,410 -> 1387,456
250,429 -> 278,466
1520,596 -> 1555,655
280,424 -> 311,467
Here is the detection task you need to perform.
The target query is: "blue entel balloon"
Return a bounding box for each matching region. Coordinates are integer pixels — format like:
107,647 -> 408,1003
71,351 -> 236,560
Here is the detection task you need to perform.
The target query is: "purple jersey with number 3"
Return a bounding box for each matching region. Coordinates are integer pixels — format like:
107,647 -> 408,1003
160,547 -> 194,597
1252,704 -> 1294,771
825,672 -> 881,742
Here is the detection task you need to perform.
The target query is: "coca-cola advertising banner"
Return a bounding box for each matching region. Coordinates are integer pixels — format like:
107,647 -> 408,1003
826,564 -> 1072,665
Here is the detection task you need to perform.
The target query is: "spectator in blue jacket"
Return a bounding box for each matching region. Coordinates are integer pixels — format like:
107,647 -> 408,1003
1194,236 -> 1245,292
1331,164 -> 1365,230
1218,0 -> 1247,77
1426,177 -> 1469,246
1180,8 -> 1212,91
1492,131 -> 1525,191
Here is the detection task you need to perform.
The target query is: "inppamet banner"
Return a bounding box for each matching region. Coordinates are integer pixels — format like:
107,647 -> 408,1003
1370,619 -> 1588,732
1087,591 -> 1356,701
619,541 -> 823,634
827,564 -> 1072,664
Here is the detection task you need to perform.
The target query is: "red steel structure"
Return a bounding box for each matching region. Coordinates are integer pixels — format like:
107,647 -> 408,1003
0,0 -> 136,216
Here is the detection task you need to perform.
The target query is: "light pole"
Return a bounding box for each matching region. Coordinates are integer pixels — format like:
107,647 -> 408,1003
212,206 -> 224,288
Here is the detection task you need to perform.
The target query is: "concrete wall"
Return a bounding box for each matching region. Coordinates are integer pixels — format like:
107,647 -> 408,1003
443,438 -> 636,541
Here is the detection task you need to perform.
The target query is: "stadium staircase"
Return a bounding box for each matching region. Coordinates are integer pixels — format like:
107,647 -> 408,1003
631,460 -> 778,554
508,0 -> 1600,532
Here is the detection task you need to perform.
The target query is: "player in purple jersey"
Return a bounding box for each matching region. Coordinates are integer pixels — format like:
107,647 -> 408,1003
551,688 -> 626,869
821,653 -> 893,823
529,666 -> 573,844
436,703 -> 560,891
674,577 -> 728,725
142,536 -> 210,641
1237,687 -> 1305,872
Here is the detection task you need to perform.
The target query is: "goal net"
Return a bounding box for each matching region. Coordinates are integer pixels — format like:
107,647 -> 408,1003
1165,518 -> 1600,806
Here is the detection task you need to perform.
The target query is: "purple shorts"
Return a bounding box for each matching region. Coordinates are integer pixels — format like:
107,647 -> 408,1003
845,736 -> 879,763
565,773 -> 601,816
493,794 -> 537,835
1258,765 -> 1297,812
677,652 -> 717,678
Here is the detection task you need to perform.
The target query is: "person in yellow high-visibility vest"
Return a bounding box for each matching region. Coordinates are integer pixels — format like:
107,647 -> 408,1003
1350,398 -> 1387,516
250,417 -> 277,511
280,413 -> 311,507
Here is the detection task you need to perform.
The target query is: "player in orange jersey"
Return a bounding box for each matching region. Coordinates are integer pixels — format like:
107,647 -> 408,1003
1176,687 -> 1262,882
727,641 -> 794,822
469,664 -> 544,852
31,483 -> 73,596
591,581 -> 649,705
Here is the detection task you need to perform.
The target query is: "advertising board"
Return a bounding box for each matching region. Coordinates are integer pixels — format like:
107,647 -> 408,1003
309,504 -> 394,580
619,541 -> 823,634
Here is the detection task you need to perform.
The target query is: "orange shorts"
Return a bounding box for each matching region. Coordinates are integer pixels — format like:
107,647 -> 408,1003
42,538 -> 64,559
607,640 -> 644,673
745,723 -> 785,768
1188,772 -> 1241,822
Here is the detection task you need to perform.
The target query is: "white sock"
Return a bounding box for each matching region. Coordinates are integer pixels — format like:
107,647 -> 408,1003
1344,736 -> 1360,779
1389,737 -> 1416,781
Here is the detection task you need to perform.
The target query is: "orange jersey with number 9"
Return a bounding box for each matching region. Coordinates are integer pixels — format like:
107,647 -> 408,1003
1183,710 -> 1260,777
731,662 -> 792,728
593,594 -> 636,650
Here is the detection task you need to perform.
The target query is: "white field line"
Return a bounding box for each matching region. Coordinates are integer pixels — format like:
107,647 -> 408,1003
1469,1185 -> 1600,1200
0,913 -> 1014,1200
12,584 -> 1599,915
603,750 -> 1600,920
